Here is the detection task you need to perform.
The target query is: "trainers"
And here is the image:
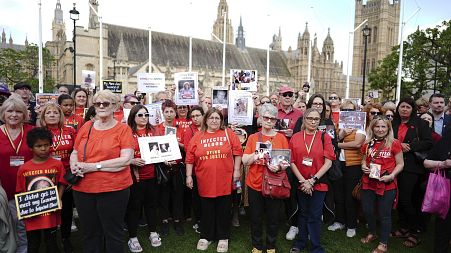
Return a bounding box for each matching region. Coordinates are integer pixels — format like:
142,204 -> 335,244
327,222 -> 345,231
149,232 -> 162,247
127,238 -> 143,253
286,226 -> 299,240
174,221 -> 185,236
161,221 -> 169,236
71,221 -> 78,232
266,249 -> 276,253
217,239 -> 228,252
196,239 -> 211,251
251,247 -> 262,253
346,228 -> 356,238
193,223 -> 200,234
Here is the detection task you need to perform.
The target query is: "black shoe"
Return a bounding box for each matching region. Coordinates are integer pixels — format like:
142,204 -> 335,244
138,218 -> 148,227
161,221 -> 169,236
174,221 -> 185,236
62,238 -> 73,253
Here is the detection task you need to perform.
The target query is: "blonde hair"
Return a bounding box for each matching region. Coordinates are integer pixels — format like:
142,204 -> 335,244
365,117 -> 394,148
0,93 -> 29,123
39,103 -> 65,129
340,100 -> 357,110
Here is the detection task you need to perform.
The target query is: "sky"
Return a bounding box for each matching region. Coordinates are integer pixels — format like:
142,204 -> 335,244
1,0 -> 450,74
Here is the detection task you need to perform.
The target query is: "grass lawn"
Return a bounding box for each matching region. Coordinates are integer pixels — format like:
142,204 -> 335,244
69,209 -> 435,253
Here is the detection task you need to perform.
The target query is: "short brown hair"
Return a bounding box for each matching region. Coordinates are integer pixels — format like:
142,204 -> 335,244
201,107 -> 225,131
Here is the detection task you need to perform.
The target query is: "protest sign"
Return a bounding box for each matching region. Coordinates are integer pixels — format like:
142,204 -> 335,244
228,90 -> 253,125
81,70 -> 96,90
339,111 -> 367,131
230,69 -> 258,91
102,80 -> 122,93
15,186 -> 61,220
270,149 -> 291,167
138,135 -> 182,164
35,93 -> 59,106
212,87 -> 228,108
144,103 -> 164,126
174,72 -> 198,105
137,73 -> 165,93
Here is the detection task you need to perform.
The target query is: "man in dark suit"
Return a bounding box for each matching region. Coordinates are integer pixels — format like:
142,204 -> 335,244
429,93 -> 451,136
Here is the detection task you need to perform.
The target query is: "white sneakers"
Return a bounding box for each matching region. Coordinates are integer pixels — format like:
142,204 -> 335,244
149,232 -> 162,247
127,238 -> 143,253
327,222 -> 345,231
346,228 -> 356,238
285,226 -> 299,240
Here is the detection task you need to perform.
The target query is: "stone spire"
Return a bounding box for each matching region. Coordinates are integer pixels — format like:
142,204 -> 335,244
25,36 -> 29,47
52,0 -> 66,41
322,28 -> 334,62
235,16 -> 245,50
212,0 -> 233,44
9,34 -> 13,47
54,0 -> 63,25
89,0 -> 99,29
1,29 -> 6,47
270,27 -> 282,51
116,33 -> 128,62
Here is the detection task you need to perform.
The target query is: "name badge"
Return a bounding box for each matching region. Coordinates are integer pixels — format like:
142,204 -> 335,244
52,155 -> 62,161
369,163 -> 381,179
302,157 -> 313,167
10,156 -> 25,167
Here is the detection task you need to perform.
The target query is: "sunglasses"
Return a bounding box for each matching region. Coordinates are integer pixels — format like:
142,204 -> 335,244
261,101 -> 271,104
280,92 -> 294,98
178,105 -> 188,109
136,113 -> 150,118
385,115 -> 393,119
262,116 -> 277,122
329,96 -> 338,100
341,108 -> 355,112
370,111 -> 382,116
126,101 -> 141,106
93,102 -> 113,108
374,115 -> 390,120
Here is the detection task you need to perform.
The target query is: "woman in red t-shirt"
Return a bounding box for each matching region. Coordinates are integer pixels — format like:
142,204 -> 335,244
289,108 -> 336,253
125,105 -> 161,251
360,116 -> 404,253
72,88 -> 89,119
185,108 -> 242,252
58,94 -> 84,132
39,103 -> 77,251
242,103 -> 289,252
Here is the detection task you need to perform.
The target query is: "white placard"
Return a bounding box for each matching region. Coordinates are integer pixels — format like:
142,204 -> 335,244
174,72 -> 198,105
138,135 -> 182,164
137,73 -> 165,93
368,90 -> 379,99
228,90 -> 254,125
230,69 -> 258,91
81,70 -> 96,90
123,108 -> 131,124
212,87 -> 228,109
144,103 -> 164,126
339,111 -> 367,131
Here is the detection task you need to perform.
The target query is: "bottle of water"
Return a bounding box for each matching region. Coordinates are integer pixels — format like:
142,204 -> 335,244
235,180 -> 242,194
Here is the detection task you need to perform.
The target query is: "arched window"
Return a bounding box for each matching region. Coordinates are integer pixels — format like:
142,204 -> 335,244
373,26 -> 378,43
85,63 -> 94,71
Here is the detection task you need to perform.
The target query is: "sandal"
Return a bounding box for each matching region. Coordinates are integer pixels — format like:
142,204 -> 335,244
217,239 -> 228,253
361,234 -> 378,244
372,242 -> 387,253
403,234 -> 421,248
390,228 -> 409,238
196,239 -> 211,251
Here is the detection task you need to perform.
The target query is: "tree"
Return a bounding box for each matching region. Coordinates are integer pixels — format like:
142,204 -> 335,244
368,50 -> 398,101
0,44 -> 55,92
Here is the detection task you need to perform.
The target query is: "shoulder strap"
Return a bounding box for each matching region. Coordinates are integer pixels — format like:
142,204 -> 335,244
258,132 -> 263,143
83,121 -> 95,162
321,131 -> 325,148
225,128 -> 231,146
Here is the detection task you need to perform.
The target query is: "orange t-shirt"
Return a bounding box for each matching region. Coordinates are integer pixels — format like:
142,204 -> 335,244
74,106 -> 85,119
16,158 -> 65,231
64,114 -> 84,132
72,121 -> 134,193
185,128 -> 243,197
244,132 -> 289,191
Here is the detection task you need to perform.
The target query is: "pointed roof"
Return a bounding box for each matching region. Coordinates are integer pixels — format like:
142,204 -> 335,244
25,36 -> 28,46
1,29 -> 5,44
116,33 -> 128,61
302,22 -> 310,40
323,28 -> 333,46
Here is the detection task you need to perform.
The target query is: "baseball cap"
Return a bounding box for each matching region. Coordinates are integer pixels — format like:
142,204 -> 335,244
278,85 -> 294,94
13,82 -> 32,91
0,83 -> 11,95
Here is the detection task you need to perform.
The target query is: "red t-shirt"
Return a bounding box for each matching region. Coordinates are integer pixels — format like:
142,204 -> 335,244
331,111 -> 340,125
15,158 -> 65,231
277,105 -> 303,130
183,125 -> 199,151
185,128 -> 243,197
289,130 -> 336,191
244,132 -> 289,191
397,123 -> 408,143
361,139 -> 402,195
132,128 -> 155,180
48,126 -> 76,170
72,121 -> 134,193
0,124 -> 34,200
175,118 -> 192,137
114,109 -> 124,122
64,114 -> 84,132
155,122 -> 183,142
74,106 -> 85,119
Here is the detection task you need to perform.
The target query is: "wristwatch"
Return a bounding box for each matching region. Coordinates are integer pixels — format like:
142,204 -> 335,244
96,164 -> 102,171
312,176 -> 319,184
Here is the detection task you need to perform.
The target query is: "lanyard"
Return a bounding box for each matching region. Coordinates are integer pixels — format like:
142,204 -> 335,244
52,128 -> 64,151
4,125 -> 24,155
303,130 -> 317,156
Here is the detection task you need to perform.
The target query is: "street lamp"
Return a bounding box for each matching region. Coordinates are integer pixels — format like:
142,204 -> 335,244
69,3 -> 79,88
361,24 -> 371,105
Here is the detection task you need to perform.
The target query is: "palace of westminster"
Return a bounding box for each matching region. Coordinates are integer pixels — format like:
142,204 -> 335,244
1,0 -> 400,98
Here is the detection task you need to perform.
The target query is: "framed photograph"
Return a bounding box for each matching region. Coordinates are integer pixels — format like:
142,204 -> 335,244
144,103 -> 165,126
165,126 -> 177,135
275,119 -> 290,131
123,108 -> 131,124
317,124 -> 336,139
228,90 -> 254,125
137,73 -> 165,93
254,142 -> 272,165
35,93 -> 59,106
138,135 -> 182,164
339,111 -> 367,131
212,87 -> 228,108
230,69 -> 257,91
368,90 -> 379,99
270,149 -> 291,167
174,72 -> 198,105
81,70 -> 96,90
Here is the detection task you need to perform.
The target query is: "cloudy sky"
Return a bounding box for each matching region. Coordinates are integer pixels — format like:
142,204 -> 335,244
1,0 -> 450,73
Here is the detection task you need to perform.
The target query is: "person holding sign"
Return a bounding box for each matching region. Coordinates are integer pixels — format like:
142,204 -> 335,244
0,94 -> 34,253
185,108 -> 243,252
289,108 -> 336,253
242,103 -> 289,253
360,116 -> 404,253
15,127 -> 65,253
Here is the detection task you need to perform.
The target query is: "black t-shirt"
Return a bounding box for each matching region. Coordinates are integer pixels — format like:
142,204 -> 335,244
427,127 -> 451,178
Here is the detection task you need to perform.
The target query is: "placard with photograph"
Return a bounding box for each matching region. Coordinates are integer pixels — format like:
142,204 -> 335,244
15,186 -> 61,220
35,93 -> 59,106
165,126 -> 177,135
144,103 -> 164,126
343,98 -> 362,107
137,73 -> 165,93
174,72 -> 198,105
368,90 -> 379,99
254,142 -> 272,165
318,124 -> 336,139
212,87 -> 228,108
81,70 -> 96,90
138,135 -> 182,164
230,69 -> 257,91
339,111 -> 366,131
270,149 -> 291,167
102,80 -> 122,93
228,90 -> 254,125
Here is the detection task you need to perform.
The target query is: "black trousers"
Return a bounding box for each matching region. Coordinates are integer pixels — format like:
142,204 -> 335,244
397,171 -> 421,232
27,227 -> 60,253
60,188 -> 74,239
73,188 -> 130,253
192,176 -> 201,223
126,178 -> 159,237
434,192 -> 451,253
200,195 -> 231,241
248,187 -> 282,250
159,169 -> 184,221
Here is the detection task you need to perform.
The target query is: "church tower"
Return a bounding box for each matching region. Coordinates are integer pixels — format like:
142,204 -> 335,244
352,0 -> 400,77
52,0 -> 65,42
270,27 -> 282,51
212,0 -> 233,44
89,0 -> 99,29
322,28 -> 334,63
235,16 -> 245,50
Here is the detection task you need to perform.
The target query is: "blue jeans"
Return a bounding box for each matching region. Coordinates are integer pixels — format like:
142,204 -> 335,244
292,190 -> 326,253
361,189 -> 396,244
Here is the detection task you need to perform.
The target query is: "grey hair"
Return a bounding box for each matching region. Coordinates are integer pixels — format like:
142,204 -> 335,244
0,93 -> 30,123
259,103 -> 278,118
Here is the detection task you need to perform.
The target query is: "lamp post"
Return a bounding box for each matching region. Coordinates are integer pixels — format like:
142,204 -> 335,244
69,3 -> 79,89
361,24 -> 371,105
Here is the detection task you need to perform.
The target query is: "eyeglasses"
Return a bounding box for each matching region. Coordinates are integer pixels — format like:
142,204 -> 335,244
329,96 -> 338,100
261,101 -> 271,104
178,105 -> 188,109
208,117 -> 221,121
306,117 -> 321,122
262,116 -> 277,123
312,102 -> 323,106
280,92 -> 294,98
126,101 -> 141,106
136,113 -> 150,118
370,111 -> 382,116
93,102 -> 113,108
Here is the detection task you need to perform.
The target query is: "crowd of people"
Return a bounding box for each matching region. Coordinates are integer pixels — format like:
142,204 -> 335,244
0,81 -> 450,253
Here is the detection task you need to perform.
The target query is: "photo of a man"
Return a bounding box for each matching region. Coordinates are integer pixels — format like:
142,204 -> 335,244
213,90 -> 228,105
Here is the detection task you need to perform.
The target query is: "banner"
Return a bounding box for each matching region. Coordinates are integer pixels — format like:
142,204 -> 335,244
138,135 -> 182,164
81,70 -> 96,90
174,72 -> 198,105
102,80 -> 122,93
35,93 -> 59,106
137,73 -> 165,93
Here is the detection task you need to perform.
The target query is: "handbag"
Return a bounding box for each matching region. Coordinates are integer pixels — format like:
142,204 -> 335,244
421,168 -> 450,219
320,132 -> 343,181
262,169 -> 291,199
352,180 -> 362,200
65,122 -> 94,185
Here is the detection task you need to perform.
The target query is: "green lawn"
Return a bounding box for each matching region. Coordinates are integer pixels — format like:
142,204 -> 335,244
69,210 -> 436,253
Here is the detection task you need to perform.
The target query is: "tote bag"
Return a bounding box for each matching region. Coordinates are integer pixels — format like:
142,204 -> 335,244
421,168 -> 450,219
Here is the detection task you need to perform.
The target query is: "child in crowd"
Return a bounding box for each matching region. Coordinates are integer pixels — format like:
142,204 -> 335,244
15,127 -> 66,253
